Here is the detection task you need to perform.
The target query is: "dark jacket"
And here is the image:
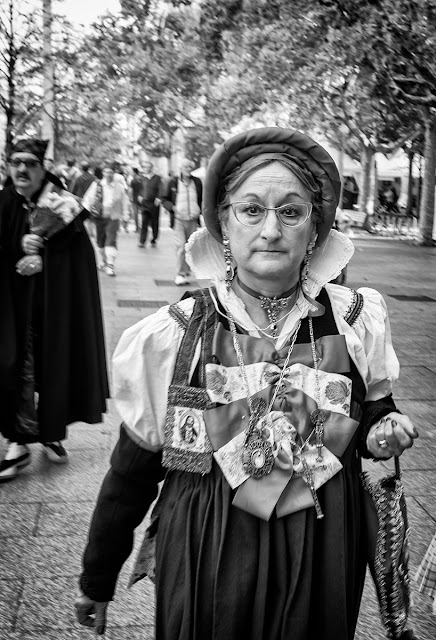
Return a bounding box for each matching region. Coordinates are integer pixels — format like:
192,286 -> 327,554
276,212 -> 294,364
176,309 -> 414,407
0,176 -> 109,443
140,174 -> 162,207
71,171 -> 95,199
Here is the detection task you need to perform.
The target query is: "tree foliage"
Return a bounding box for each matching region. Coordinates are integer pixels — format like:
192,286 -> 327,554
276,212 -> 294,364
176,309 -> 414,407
1,0 -> 436,241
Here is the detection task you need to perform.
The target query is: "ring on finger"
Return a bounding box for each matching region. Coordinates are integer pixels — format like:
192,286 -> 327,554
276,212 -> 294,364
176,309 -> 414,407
378,439 -> 388,449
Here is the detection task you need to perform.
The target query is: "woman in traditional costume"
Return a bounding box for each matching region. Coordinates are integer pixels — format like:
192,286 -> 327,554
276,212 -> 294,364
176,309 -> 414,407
76,128 -> 417,639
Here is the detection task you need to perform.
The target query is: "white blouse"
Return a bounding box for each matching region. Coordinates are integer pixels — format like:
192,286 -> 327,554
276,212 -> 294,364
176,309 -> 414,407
112,229 -> 399,451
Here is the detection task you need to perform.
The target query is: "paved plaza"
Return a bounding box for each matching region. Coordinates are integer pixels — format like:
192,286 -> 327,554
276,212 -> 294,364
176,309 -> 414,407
0,220 -> 435,639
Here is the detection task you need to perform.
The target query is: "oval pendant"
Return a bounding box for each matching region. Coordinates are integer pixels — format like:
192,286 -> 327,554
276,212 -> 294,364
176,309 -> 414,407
242,437 -> 274,479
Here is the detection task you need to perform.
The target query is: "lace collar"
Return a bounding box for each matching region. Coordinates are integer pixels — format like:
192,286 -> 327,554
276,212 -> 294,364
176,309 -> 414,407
186,228 -> 354,349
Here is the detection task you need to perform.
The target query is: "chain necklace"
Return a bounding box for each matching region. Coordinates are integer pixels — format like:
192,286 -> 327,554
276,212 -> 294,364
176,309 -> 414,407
226,312 -> 325,518
308,316 -> 326,463
236,276 -> 299,338
252,303 -> 297,337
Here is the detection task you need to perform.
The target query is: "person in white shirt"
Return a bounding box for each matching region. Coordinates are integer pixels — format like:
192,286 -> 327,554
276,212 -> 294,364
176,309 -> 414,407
161,159 -> 203,285
82,165 -> 129,276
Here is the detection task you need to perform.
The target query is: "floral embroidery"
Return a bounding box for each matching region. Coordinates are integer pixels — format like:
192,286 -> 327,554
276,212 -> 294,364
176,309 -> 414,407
325,380 -> 348,405
206,368 -> 228,394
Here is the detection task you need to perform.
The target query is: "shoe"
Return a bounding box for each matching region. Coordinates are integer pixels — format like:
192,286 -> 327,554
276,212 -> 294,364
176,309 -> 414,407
174,275 -> 189,286
105,265 -> 116,277
0,443 -> 31,482
138,243 -> 145,248
43,442 -> 68,464
151,240 -> 157,247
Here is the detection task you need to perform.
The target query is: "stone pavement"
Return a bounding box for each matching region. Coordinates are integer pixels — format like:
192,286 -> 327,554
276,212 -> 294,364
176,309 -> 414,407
0,221 -> 435,639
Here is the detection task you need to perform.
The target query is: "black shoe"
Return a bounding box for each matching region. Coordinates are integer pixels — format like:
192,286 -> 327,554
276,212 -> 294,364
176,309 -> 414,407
138,243 -> 145,248
151,240 -> 157,247
0,444 -> 31,482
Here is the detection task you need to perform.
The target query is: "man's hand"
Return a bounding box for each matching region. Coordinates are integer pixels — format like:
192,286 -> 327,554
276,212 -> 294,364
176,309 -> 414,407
75,592 -> 109,636
21,233 -> 44,255
366,412 -> 418,459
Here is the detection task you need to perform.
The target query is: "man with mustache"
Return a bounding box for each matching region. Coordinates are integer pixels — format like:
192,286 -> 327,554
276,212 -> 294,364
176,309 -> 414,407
0,138 -> 109,481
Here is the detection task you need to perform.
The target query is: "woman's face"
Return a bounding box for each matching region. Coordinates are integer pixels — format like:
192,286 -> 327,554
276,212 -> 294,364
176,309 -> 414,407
222,161 -> 316,289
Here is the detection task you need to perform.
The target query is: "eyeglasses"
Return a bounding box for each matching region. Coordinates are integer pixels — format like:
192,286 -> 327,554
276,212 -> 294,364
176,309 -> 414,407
9,159 -> 41,169
229,202 -> 313,228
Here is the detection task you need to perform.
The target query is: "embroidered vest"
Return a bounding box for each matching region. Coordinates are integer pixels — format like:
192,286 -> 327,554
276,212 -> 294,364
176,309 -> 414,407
162,287 -> 365,476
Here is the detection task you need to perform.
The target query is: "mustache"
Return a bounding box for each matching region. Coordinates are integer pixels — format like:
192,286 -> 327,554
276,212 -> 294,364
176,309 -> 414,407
16,173 -> 30,179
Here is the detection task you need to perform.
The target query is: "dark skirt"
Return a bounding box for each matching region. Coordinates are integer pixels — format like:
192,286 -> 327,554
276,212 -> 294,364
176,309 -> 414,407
154,449 -> 366,640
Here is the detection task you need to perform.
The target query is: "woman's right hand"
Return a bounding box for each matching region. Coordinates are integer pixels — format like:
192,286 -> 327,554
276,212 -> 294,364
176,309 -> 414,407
74,591 -> 109,635
21,233 -> 44,255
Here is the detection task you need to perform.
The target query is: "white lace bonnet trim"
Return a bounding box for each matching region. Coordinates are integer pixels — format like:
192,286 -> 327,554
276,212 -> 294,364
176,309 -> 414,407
186,226 -> 354,299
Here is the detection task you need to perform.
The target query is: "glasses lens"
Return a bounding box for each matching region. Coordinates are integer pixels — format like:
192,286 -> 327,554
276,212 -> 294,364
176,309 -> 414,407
233,203 -> 266,226
9,159 -> 39,168
277,203 -> 311,226
232,202 -> 312,227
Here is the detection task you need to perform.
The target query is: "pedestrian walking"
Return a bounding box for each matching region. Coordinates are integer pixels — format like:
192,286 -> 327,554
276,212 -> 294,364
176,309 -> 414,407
75,127 -> 417,639
138,160 -> 162,248
65,159 -> 81,192
0,138 -> 109,481
161,158 -> 202,285
70,162 -> 95,198
129,167 -> 142,232
82,164 -> 129,276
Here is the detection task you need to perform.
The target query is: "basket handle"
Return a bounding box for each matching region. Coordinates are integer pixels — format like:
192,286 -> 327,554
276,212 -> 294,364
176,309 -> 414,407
394,455 -> 401,479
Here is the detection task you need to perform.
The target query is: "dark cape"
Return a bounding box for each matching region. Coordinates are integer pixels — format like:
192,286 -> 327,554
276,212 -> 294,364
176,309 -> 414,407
0,176 -> 109,443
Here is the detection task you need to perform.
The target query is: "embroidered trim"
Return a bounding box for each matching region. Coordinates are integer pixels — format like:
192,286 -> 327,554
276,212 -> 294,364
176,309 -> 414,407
164,289 -> 217,475
344,289 -> 364,326
168,384 -> 214,409
162,446 -> 212,474
171,293 -> 209,386
168,303 -> 190,330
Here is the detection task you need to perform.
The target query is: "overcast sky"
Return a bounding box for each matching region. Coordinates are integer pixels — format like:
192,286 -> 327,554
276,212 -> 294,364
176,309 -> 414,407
58,0 -> 121,27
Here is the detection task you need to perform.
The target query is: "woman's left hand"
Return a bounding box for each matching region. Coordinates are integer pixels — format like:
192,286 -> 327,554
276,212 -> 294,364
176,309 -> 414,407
366,412 -> 419,459
16,254 -> 43,277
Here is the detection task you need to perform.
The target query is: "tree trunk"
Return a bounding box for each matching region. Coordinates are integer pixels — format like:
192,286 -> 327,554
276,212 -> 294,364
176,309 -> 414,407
359,145 -> 373,214
419,110 -> 436,245
405,150 -> 414,217
4,0 -> 15,158
42,0 -> 56,159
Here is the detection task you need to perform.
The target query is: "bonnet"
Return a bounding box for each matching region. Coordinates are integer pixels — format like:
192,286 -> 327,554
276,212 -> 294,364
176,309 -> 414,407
202,127 -> 341,246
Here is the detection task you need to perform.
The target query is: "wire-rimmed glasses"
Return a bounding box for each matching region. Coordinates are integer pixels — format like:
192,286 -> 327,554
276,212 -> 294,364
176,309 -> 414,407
229,202 -> 313,228
9,159 -> 41,169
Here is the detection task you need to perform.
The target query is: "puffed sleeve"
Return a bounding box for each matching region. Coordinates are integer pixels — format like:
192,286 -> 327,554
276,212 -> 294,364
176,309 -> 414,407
327,284 -> 400,401
112,297 -> 196,450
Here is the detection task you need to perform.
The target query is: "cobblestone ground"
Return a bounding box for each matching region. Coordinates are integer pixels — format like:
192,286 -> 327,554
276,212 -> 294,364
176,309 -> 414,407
0,220 -> 435,639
